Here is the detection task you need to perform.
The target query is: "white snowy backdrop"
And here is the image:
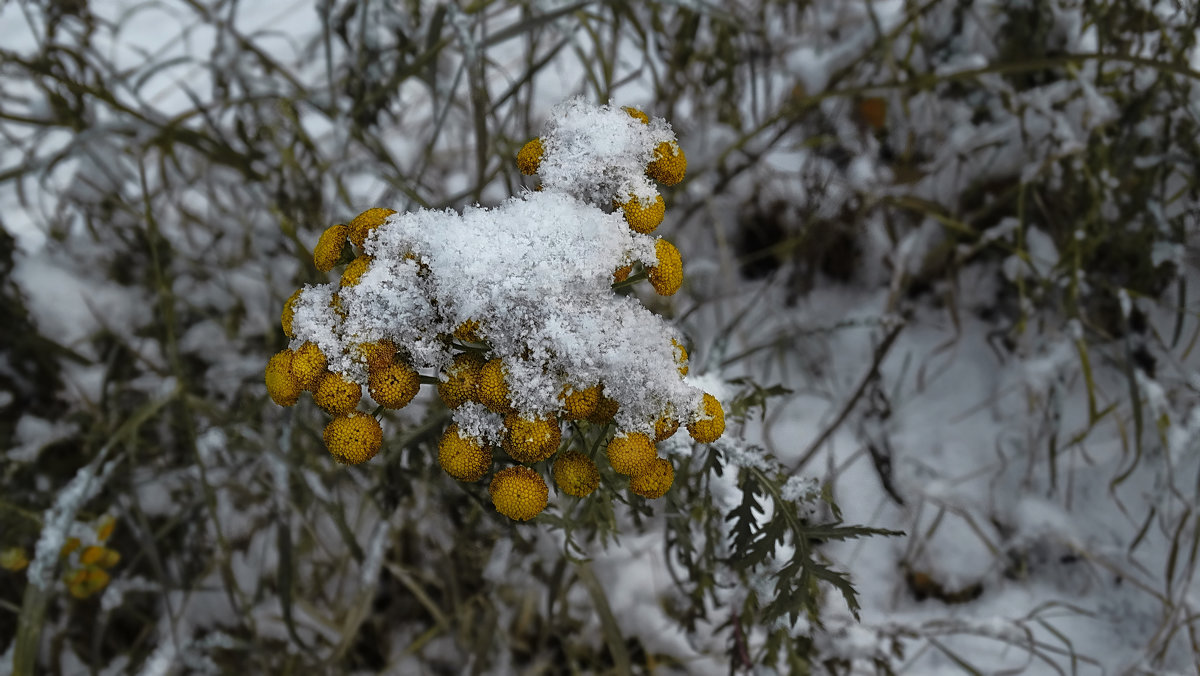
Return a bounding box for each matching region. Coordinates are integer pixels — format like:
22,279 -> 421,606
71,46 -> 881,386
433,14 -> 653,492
2,0 -> 1199,674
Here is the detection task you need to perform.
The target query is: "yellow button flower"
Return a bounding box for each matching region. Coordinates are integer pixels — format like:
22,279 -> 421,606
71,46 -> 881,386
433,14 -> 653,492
477,358 -> 513,413
438,352 -> 484,409
649,238 -> 682,296
323,412 -> 383,464
629,457 -> 674,499
348,207 -> 396,250
616,193 -> 665,234
66,567 -> 110,599
453,319 -> 483,343
369,362 -> 420,409
313,223 -> 348,272
289,342 -> 328,390
314,371 -> 363,415
340,255 -> 372,287
613,265 -> 632,283
95,515 -> 116,541
646,140 -> 686,186
687,393 -> 725,443
80,546 -> 120,569
622,106 -> 649,124
281,288 -> 302,338
265,350 -> 303,406
516,137 -> 543,175
552,450 -> 599,497
0,547 -> 28,571
489,466 -> 548,521
606,432 -> 656,476
671,338 -> 689,376
502,413 -> 562,463
560,383 -> 600,420
438,424 -> 491,482
654,413 -> 680,442
60,537 -> 81,558
587,391 -> 619,424
352,339 -> 397,378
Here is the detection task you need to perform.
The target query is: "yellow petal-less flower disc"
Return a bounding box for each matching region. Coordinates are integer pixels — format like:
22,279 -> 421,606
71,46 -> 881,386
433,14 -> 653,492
613,264 -> 633,283
502,413 -> 562,463
352,339 -> 397,377
60,538 -> 80,558
265,350 -> 303,406
616,193 -> 665,235
649,238 -> 683,296
95,515 -> 116,542
622,106 -> 650,124
80,546 -> 120,568
587,391 -> 619,424
323,412 -> 383,465
369,362 -> 420,409
489,466 -> 548,521
281,288 -> 302,338
348,207 -> 396,250
340,255 -> 372,287
552,450 -> 600,497
671,338 -> 689,376
516,137 -> 544,175
646,140 -> 686,186
313,223 -> 349,272
314,371 -> 363,415
560,383 -> 600,420
438,352 -> 484,409
289,342 -> 328,390
654,413 -> 680,442
438,424 -> 492,482
67,568 -> 111,599
453,319 -> 483,343
606,432 -> 656,476
478,358 -> 513,413
0,547 -> 29,572
687,393 -> 725,443
629,457 -> 675,499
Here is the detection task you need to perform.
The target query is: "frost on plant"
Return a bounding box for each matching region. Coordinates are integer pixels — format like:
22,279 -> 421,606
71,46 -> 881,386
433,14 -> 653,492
266,99 -> 721,520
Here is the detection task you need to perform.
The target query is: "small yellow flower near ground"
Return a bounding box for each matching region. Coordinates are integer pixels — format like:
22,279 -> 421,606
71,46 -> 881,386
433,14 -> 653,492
438,424 -> 492,482
654,413 -> 680,442
560,383 -> 600,420
516,137 -> 544,175
623,106 -> 649,124
341,255 -> 372,287
489,466 -> 548,521
438,352 -> 484,409
351,339 -> 397,377
323,412 -> 383,464
67,567 -> 110,599
630,457 -> 675,499
649,239 -> 683,296
80,546 -> 120,569
613,265 -> 633,283
265,350 -> 303,406
687,393 -> 725,443
502,414 -> 562,463
348,207 -> 396,250
95,515 -> 116,542
281,288 -> 303,338
289,342 -> 328,390
647,140 -> 686,186
616,193 -> 665,234
60,537 -> 81,558
313,223 -> 349,272
587,391 -> 619,424
671,338 -> 689,376
552,450 -> 600,497
314,371 -> 363,415
606,432 -> 656,476
453,319 -> 483,343
478,358 -> 513,413
0,547 -> 29,571
369,362 -> 420,409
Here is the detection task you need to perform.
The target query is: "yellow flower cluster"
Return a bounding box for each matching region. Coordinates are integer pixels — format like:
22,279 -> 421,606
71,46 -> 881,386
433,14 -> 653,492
51,515 -> 121,600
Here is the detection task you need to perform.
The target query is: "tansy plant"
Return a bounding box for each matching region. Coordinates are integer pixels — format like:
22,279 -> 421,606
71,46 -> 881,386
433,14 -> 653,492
266,99 -> 720,521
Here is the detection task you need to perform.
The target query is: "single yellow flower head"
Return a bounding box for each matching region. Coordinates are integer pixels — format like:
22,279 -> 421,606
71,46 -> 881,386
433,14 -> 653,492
266,350 -> 303,406
671,338 -> 689,376
649,238 -> 683,296
623,106 -> 650,124
439,352 -> 484,409
289,342 -> 328,390
453,319 -> 483,343
560,383 -> 600,420
489,466 -> 548,521
95,515 -> 116,542
478,358 -> 513,413
323,412 -> 383,465
348,207 -> 396,250
60,537 -> 81,558
647,140 -> 686,186
616,193 -> 665,234
314,371 -> 363,415
0,547 -> 29,571
502,413 -> 562,463
587,391 -> 619,424
654,413 -> 680,442
281,288 -> 302,338
687,393 -> 725,443
629,457 -> 674,499
369,362 -> 420,409
340,255 -> 372,287
438,424 -> 492,482
606,432 -> 656,476
80,546 -> 120,569
313,223 -> 349,272
613,264 -> 633,283
552,450 -> 599,497
67,567 -> 110,599
352,339 -> 397,377
516,137 -> 544,175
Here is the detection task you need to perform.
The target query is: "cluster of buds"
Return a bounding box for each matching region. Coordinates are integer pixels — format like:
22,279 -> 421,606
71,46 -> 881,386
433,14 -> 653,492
2,516 -> 121,599
265,99 -> 724,520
